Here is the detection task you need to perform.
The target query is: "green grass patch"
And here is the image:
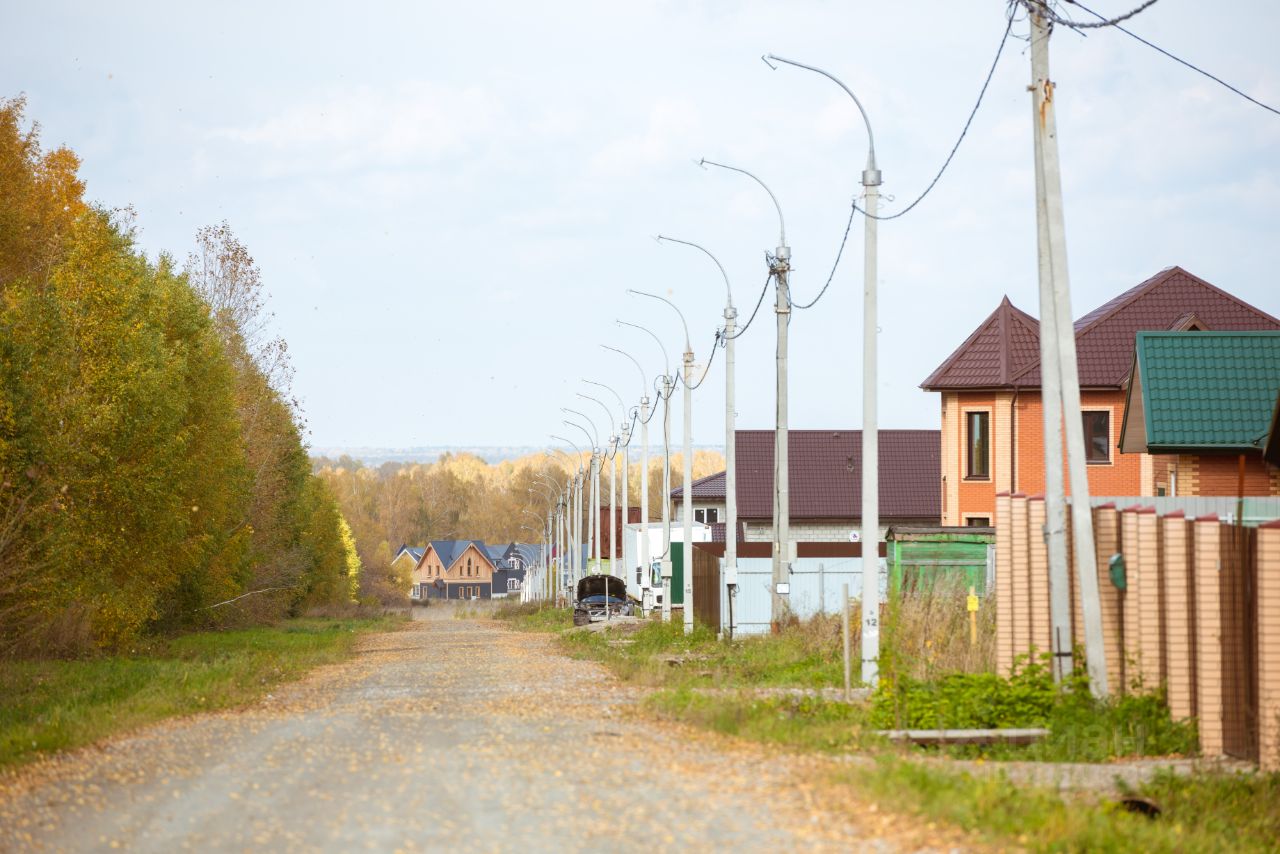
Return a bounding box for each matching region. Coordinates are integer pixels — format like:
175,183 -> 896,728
843,756 -> 1280,853
491,601 -> 574,631
555,617 -> 849,691
647,687 -> 869,753
871,655 -> 1198,763
0,616 -> 399,769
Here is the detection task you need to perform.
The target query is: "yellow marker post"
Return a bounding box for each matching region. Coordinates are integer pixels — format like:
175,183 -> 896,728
967,585 -> 980,647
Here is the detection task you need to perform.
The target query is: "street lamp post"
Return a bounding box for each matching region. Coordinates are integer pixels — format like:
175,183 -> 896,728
766,54 -> 882,684
563,410 -> 602,574
700,158 -> 790,632
585,379 -> 630,585
630,288 -> 696,635
616,322 -> 672,618
603,346 -> 651,611
580,391 -> 619,580
551,434 -> 587,587
657,235 -> 737,636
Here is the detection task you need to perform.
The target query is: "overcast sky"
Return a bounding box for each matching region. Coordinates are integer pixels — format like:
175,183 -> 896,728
6,1 -> 1279,451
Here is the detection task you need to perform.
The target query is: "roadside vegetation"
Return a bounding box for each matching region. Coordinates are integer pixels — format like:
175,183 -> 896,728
1,96 -> 372,658
0,615 -> 399,769
493,590 -> 1276,852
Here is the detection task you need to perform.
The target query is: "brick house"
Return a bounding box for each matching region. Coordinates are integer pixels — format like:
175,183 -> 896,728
1119,330 -> 1280,495
922,267 -> 1280,525
413,540 -> 497,600
670,429 -> 941,546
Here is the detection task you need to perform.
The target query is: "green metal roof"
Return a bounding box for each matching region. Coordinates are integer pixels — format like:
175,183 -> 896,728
1123,331 -> 1280,453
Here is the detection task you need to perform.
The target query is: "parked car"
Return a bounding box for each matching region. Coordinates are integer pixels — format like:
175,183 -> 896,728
573,575 -> 633,626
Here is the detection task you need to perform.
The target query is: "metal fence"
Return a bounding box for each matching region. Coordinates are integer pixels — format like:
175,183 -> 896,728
721,556 -> 886,637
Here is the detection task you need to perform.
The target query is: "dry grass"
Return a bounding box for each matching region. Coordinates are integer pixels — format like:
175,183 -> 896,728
881,577 -> 996,681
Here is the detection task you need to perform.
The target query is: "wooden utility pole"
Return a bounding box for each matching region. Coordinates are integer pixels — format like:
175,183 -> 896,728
1029,4 -> 1108,696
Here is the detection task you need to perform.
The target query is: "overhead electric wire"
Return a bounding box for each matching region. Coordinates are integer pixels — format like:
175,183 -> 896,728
851,8 -> 1017,224
1033,0 -> 1160,29
1065,0 -> 1280,117
725,270 -> 773,339
788,9 -> 1016,311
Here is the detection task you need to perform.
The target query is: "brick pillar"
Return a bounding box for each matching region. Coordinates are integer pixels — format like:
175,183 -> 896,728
1162,512 -> 1195,721
1258,521 -> 1280,772
1120,506 -> 1142,693
1011,493 -> 1030,664
1028,496 -> 1051,656
1093,504 -> 1123,694
1136,508 -> 1164,691
996,492 -> 1013,676
1194,515 -> 1224,758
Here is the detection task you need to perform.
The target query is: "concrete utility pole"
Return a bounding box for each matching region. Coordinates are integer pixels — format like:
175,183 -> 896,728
700,159 -> 790,631
630,288 -> 696,633
602,343 -> 651,610
660,374 -> 673,623
582,379 -> 630,587
552,434 -> 586,587
615,323 -> 669,615
563,410 -> 601,573
579,391 -> 618,577
766,53 -> 883,684
656,236 -> 737,636
1028,5 -> 1108,694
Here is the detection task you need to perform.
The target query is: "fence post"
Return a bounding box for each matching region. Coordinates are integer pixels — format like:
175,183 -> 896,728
842,582 -> 851,702
1258,521 -> 1280,772
1194,514 -> 1224,758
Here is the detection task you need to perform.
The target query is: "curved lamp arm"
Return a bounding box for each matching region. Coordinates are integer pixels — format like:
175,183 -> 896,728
656,235 -> 733,309
561,409 -> 600,451
628,289 -> 690,354
698,158 -> 786,248
577,393 -> 616,441
561,420 -> 597,458
764,54 -> 879,180
600,346 -> 648,401
550,434 -> 585,473
617,319 -> 670,378
582,378 -> 626,420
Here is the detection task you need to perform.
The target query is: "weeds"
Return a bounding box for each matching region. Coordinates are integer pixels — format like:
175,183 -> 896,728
0,616 -> 398,768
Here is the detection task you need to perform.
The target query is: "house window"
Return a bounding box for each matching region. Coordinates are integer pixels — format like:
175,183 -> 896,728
966,517 -> 990,527
966,411 -> 990,479
1083,411 -> 1110,464
695,509 -> 704,523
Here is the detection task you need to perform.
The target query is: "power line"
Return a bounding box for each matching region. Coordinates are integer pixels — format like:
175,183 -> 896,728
788,8 -> 1016,310
790,200 -> 855,310
853,8 -> 1017,223
1032,0 -> 1160,29
1066,0 -> 1280,117
724,270 -> 773,339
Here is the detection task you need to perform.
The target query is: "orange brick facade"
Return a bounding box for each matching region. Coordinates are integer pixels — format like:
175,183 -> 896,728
940,389 -> 1279,525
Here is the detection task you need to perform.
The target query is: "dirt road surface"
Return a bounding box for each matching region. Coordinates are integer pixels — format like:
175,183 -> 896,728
0,612 -> 968,852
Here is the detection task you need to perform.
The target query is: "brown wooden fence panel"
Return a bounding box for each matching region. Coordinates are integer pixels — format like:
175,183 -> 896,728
691,544 -> 720,631
1220,525 -> 1259,761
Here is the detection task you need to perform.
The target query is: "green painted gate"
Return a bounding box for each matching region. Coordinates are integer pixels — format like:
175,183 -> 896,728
887,527 -> 994,595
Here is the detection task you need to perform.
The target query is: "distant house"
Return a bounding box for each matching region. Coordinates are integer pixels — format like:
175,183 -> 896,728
393,545 -> 425,579
921,266 -> 1280,523
413,540 -> 497,600
669,429 -> 941,548
1119,331 -> 1280,495
492,542 -> 538,597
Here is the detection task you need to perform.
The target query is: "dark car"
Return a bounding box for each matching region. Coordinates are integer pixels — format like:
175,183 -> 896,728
573,575 -> 633,626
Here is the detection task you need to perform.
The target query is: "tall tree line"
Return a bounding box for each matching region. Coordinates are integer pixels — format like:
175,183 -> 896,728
0,97 -> 357,656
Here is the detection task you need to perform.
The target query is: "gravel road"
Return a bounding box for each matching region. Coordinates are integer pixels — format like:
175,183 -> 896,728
0,611 -> 970,852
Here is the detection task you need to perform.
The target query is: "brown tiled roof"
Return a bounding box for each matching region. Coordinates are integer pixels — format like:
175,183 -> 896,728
670,470 -> 726,501
922,267 -> 1280,391
673,429 -> 939,521
920,296 -> 1040,389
